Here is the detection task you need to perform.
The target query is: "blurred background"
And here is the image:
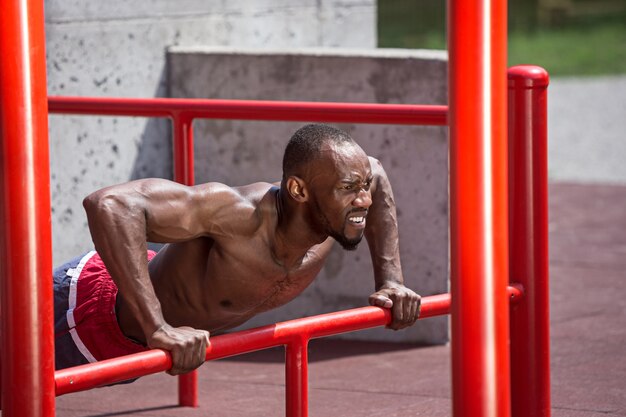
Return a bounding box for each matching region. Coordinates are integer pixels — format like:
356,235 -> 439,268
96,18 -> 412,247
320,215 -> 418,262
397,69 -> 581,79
380,0 -> 626,76
379,0 -> 626,184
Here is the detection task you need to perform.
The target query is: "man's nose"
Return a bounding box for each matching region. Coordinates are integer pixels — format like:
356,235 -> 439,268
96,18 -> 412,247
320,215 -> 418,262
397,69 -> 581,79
352,188 -> 372,209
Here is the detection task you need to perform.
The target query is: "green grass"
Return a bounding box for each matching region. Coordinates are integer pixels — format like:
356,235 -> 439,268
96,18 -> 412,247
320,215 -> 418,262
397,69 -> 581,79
508,23 -> 626,76
378,2 -> 626,76
378,0 -> 447,50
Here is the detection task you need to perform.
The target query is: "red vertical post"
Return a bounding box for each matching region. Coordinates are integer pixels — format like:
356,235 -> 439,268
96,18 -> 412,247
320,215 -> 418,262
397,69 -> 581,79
285,338 -> 309,417
178,370 -> 198,407
172,114 -> 199,407
448,0 -> 511,415
0,0 -> 56,415
508,65 -> 551,417
172,114 -> 195,186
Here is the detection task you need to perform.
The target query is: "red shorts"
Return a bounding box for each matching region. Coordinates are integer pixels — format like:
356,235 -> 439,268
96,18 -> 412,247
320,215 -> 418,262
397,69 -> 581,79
62,251 -> 155,363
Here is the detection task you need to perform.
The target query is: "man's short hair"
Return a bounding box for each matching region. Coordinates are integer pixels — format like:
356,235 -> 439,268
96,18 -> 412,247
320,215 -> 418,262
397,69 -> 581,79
282,124 -> 355,179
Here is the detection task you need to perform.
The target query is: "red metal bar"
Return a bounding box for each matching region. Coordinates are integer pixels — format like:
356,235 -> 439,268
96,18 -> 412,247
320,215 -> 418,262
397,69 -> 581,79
507,65 -> 551,417
286,338 -> 309,417
48,96 -> 448,126
171,113 -> 199,406
172,114 -> 195,187
448,0 -> 511,415
0,0 -> 55,415
178,371 -> 198,407
55,288 -> 523,396
55,306 -> 389,395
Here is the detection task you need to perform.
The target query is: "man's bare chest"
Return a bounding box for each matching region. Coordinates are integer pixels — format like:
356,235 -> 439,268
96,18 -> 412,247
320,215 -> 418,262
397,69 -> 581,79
205,241 -> 329,311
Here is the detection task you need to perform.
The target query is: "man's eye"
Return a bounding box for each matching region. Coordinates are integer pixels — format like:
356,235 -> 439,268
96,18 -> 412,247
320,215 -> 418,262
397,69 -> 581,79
343,184 -> 354,190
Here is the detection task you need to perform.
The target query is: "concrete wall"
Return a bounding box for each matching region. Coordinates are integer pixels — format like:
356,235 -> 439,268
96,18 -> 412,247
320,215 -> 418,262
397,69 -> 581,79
548,75 -> 626,185
45,1 -> 377,264
168,48 -> 449,343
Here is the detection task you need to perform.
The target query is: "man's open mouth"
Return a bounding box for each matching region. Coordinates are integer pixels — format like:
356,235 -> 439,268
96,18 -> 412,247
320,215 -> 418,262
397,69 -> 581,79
347,211 -> 368,226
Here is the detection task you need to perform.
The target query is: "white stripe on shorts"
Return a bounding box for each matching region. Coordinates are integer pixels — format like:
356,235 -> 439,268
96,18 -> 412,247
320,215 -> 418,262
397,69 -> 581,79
66,250 -> 98,363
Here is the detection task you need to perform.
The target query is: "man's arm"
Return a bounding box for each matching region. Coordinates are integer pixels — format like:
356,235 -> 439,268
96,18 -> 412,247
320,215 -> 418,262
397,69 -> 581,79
364,157 -> 421,330
83,178 -> 250,374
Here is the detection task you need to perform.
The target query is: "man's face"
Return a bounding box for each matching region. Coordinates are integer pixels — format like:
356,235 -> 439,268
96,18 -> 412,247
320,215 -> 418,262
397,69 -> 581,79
306,142 -> 373,250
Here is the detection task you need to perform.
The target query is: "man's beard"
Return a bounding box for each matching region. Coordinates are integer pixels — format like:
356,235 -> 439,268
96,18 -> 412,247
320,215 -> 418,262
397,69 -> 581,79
313,201 -> 363,251
330,230 -> 362,251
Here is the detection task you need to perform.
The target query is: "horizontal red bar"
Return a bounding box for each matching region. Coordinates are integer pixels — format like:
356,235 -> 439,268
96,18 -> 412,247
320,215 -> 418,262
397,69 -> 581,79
47,96 -> 448,126
55,306 -> 390,396
54,287 -> 522,396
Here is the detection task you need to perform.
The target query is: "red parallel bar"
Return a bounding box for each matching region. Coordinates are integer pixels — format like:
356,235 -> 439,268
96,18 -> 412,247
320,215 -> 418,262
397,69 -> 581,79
55,288 -> 523,396
55,306 -> 390,395
507,66 -> 551,417
0,0 -> 56,415
448,0 -> 511,416
286,338 -> 309,417
47,96 -> 448,126
283,287 -> 522,417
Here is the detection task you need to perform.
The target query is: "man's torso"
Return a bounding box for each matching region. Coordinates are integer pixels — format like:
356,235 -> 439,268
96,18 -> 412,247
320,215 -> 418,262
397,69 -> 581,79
116,185 -> 335,341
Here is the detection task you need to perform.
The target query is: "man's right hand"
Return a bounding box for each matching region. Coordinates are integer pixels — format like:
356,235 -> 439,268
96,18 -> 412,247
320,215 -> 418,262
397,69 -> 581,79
147,324 -> 210,375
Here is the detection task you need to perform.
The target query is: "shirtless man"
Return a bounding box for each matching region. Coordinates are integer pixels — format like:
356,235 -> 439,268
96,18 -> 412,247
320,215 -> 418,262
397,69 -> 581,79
53,124 -> 421,376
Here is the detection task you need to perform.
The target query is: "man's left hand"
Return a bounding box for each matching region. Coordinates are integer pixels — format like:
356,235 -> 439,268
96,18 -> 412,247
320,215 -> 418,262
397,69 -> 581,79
369,284 -> 421,330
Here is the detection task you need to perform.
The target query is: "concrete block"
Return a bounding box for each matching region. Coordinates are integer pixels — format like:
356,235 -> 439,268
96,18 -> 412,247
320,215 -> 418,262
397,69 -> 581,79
168,47 -> 449,344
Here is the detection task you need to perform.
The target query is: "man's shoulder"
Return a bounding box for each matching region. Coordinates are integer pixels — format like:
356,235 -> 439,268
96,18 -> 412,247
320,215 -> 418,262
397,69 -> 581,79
197,181 -> 275,206
233,181 -> 277,203
193,181 -> 277,236
193,180 -> 262,198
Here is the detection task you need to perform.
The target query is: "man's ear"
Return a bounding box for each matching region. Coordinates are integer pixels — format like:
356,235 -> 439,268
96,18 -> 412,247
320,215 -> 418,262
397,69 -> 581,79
286,176 -> 308,202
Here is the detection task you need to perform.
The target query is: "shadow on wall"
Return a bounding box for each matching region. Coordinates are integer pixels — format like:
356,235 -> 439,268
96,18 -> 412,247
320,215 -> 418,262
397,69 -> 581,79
130,67 -> 173,182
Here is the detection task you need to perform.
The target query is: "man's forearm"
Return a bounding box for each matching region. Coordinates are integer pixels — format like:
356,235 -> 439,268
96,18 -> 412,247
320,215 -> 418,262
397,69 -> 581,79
365,157 -> 405,289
